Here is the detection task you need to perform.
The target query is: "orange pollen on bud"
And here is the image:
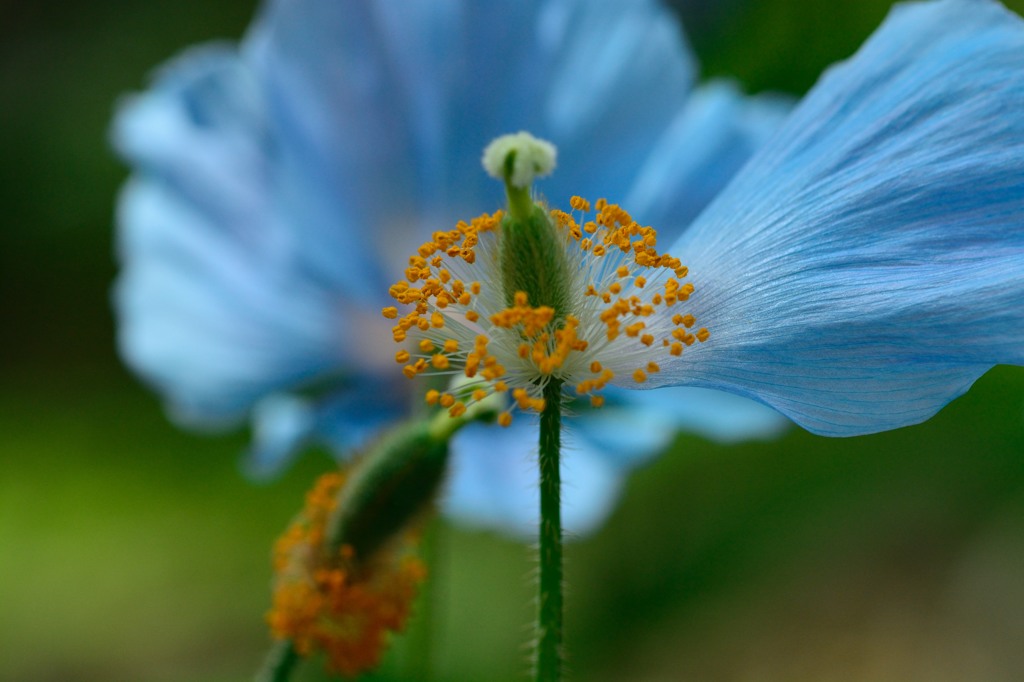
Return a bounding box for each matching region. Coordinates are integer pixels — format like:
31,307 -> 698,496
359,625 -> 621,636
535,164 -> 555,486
266,471 -> 426,677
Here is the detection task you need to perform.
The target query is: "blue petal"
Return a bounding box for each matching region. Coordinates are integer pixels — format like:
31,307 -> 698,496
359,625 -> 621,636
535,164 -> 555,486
245,394 -> 317,479
625,80 -> 794,238
442,388 -> 786,537
444,419 -> 623,538
112,47 -> 361,423
575,387 -> 789,468
662,0 -> 1024,436
243,375 -> 409,479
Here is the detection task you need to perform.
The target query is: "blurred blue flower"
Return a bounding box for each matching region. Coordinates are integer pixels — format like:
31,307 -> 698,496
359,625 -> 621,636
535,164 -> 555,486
112,0 -> 792,536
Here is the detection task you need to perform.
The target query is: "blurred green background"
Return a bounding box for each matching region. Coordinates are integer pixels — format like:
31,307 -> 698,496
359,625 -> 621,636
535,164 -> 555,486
4,1 -> 1024,680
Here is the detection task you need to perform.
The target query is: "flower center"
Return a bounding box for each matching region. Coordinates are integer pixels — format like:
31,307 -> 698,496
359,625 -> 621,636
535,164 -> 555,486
381,194 -> 709,426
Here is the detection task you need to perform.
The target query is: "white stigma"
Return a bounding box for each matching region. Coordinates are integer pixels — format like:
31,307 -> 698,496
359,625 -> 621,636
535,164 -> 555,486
482,132 -> 557,188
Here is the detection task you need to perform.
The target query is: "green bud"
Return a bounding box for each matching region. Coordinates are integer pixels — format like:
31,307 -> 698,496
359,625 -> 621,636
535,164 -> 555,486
326,420 -> 449,561
499,205 -> 573,317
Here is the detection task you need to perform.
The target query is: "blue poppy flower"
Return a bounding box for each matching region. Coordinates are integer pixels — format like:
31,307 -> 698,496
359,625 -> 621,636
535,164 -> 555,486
111,0 -> 804,536
413,0 -> 1024,454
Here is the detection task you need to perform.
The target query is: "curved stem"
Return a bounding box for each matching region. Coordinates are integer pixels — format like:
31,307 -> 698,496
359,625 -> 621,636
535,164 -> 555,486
405,516 -> 440,678
535,380 -> 563,682
254,639 -> 299,682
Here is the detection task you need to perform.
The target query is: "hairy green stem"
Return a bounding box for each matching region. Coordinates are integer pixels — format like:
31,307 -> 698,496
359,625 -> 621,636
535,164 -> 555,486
536,380 -> 563,682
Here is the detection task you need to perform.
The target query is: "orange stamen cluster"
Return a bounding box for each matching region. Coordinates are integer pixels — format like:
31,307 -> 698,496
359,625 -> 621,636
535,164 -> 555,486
268,472 -> 425,676
492,292 -> 589,375
384,211 -> 501,346
385,213 -> 509,406
384,195 -> 710,424
559,197 -> 709,395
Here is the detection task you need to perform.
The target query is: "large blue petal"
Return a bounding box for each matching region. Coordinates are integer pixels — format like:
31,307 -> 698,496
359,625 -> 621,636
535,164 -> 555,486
660,0 -> 1024,436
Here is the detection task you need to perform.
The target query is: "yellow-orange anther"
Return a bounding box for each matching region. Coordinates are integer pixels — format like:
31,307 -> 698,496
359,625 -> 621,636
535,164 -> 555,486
570,196 -> 591,212
551,209 -> 573,229
490,293 -> 556,339
625,322 -> 645,338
